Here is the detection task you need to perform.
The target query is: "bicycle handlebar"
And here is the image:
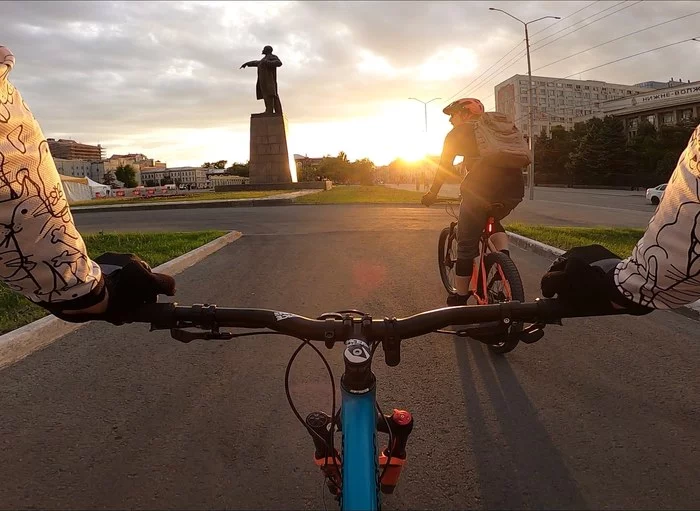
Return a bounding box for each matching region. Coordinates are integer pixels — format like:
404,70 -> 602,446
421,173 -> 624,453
127,299 -> 626,344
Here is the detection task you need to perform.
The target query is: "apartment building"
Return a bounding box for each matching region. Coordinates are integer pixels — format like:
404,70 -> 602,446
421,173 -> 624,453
54,158 -> 106,182
47,139 -> 104,160
495,74 -> 650,136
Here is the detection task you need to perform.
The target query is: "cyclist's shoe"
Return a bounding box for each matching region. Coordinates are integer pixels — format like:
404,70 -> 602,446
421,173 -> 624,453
446,293 -> 469,306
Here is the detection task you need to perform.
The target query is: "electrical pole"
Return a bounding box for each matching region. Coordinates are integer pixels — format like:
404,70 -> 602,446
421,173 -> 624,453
489,8 -> 560,200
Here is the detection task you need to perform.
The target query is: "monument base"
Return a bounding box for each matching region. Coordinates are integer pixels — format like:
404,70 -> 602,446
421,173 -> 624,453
249,114 -> 292,184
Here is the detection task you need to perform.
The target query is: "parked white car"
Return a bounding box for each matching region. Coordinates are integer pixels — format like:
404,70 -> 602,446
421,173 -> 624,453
646,183 -> 667,205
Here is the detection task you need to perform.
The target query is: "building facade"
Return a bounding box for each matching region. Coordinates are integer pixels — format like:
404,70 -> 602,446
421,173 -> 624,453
495,74 -> 650,136
54,158 -> 106,183
140,166 -> 210,189
575,80 -> 700,139
47,139 -> 104,160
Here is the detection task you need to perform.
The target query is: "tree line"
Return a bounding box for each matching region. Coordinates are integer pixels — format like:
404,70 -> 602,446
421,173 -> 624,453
534,116 -> 698,188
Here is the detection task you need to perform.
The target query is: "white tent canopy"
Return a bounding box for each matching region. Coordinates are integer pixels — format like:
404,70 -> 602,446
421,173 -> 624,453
59,175 -> 111,203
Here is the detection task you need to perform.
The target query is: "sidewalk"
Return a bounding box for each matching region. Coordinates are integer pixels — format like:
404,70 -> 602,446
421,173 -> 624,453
70,189 -> 322,214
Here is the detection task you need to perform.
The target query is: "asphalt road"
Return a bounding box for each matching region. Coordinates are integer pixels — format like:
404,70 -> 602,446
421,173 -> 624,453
1,217 -> 698,509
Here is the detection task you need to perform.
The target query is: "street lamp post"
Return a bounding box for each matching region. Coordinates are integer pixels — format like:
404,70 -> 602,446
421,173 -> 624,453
408,97 -> 442,132
489,8 -> 560,200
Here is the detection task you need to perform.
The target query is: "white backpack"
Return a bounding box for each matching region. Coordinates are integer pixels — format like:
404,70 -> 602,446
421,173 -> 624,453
470,112 -> 532,169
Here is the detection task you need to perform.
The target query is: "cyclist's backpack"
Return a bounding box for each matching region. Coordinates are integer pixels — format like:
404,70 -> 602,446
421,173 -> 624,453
470,112 -> 532,169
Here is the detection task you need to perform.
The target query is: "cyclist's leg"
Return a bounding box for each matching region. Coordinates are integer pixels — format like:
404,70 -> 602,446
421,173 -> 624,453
453,190 -> 490,303
489,168 -> 525,254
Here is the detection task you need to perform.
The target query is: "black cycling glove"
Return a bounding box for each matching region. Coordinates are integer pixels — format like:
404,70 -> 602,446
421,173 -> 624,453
43,252 -> 176,325
540,244 -> 653,316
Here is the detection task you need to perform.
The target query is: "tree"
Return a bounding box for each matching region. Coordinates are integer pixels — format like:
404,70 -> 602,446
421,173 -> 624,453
115,164 -> 138,188
102,171 -> 116,187
226,161 -> 250,177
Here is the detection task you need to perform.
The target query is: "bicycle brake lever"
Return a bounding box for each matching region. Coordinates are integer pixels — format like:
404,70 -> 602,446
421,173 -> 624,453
169,328 -> 234,343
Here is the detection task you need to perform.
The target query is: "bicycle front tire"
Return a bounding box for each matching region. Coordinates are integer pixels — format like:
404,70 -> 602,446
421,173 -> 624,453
438,226 -> 458,294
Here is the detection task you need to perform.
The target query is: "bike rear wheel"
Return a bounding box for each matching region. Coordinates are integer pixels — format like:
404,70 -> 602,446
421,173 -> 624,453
438,226 -> 458,294
478,251 -> 525,354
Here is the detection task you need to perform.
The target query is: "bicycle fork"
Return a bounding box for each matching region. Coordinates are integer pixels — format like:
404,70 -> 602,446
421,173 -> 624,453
304,406 -> 414,499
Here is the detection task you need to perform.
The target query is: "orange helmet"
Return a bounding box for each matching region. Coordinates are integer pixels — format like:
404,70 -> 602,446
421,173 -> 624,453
443,98 -> 484,118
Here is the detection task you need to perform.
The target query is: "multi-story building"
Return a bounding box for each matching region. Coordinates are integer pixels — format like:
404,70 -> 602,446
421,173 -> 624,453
495,74 -> 650,136
103,154 -> 166,186
140,166 -> 210,189
47,138 -> 104,160
54,158 -> 106,183
575,79 -> 700,140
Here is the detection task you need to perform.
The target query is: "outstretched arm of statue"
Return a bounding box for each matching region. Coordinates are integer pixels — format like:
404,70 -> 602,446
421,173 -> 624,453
240,60 -> 259,69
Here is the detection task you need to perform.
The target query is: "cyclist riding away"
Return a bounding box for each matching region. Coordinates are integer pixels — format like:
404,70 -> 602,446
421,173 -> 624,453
421,98 -> 526,306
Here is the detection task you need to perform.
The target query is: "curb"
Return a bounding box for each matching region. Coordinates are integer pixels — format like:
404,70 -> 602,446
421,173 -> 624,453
506,231 -> 700,320
70,190 -> 323,214
71,198 -> 295,214
0,231 -> 243,371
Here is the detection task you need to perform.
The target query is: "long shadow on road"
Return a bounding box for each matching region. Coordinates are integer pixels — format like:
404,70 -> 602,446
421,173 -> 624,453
454,339 -> 588,510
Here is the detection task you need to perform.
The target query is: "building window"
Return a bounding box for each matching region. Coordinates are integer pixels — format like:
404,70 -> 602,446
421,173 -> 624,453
584,93 -> 590,99
556,83 -> 563,88
630,119 -> 639,129
547,82 -> 555,87
575,92 -> 582,98
681,109 -> 693,120
584,86 -> 589,90
519,79 -> 528,85
646,115 -> 656,125
575,84 -> 581,90
548,90 -> 555,97
556,90 -> 564,97
539,88 -> 546,95
566,83 -> 573,88
662,112 -> 674,125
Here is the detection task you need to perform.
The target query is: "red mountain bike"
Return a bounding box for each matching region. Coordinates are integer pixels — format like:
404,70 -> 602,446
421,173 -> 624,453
433,198 -> 525,354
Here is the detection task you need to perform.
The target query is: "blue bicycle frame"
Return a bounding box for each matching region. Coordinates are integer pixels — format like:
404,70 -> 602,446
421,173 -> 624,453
341,385 -> 379,510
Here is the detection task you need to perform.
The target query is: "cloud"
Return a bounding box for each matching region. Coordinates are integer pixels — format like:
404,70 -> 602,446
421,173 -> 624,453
3,0 -> 700,165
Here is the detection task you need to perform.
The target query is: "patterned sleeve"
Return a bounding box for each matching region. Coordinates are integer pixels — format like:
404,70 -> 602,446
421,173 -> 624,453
0,46 -> 103,305
615,123 -> 700,309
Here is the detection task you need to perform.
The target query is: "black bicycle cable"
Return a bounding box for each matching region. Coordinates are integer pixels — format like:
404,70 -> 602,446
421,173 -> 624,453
283,335 -> 341,481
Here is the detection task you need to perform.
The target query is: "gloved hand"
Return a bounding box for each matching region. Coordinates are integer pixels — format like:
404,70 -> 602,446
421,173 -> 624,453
421,191 -> 437,207
48,252 -> 176,325
540,244 -> 652,316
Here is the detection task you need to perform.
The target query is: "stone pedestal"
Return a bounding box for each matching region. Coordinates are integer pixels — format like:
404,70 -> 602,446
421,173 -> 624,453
249,114 -> 292,184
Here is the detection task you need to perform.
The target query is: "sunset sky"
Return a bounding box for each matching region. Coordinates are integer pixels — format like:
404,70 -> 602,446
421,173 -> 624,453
4,1 -> 700,167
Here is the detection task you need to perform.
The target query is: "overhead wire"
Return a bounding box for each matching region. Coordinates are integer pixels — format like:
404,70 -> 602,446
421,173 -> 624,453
507,37 -> 699,125
452,0 -> 643,104
532,10 -> 700,73
443,0 -> 612,105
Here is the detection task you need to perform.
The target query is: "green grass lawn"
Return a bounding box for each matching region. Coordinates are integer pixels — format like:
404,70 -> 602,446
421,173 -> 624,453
0,230 -> 226,335
294,185 -> 450,204
505,222 -> 644,257
72,190 -> 290,207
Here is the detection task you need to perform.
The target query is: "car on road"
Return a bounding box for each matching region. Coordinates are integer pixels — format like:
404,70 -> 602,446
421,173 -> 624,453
646,183 -> 667,205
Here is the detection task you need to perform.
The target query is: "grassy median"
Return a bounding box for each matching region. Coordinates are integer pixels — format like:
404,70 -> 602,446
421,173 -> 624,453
505,223 -> 644,257
0,231 -> 226,335
294,185 -> 445,204
72,190 -> 290,207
